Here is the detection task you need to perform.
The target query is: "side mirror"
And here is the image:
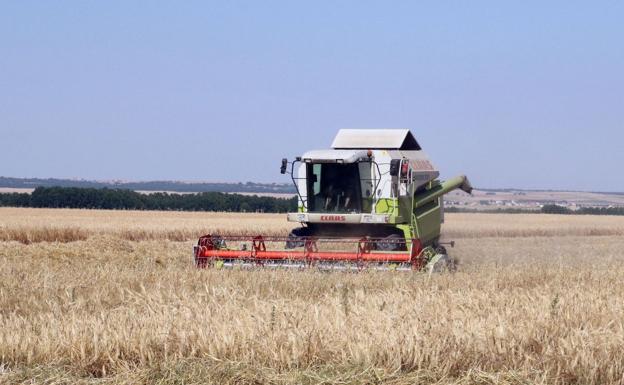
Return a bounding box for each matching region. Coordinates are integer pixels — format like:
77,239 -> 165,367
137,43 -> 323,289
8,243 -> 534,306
280,158 -> 288,174
311,174 -> 318,183
389,159 -> 401,176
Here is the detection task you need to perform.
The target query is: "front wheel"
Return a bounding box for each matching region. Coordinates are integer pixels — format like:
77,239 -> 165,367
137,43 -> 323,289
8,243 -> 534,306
285,227 -> 311,249
426,252 -> 457,273
375,233 -> 407,252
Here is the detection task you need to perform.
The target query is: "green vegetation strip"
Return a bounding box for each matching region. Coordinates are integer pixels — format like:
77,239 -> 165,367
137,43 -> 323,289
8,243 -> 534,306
0,187 -> 297,213
1,187 -> 622,215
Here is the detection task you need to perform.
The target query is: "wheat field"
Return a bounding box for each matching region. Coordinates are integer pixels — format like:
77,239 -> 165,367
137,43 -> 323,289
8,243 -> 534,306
1,207 -> 624,384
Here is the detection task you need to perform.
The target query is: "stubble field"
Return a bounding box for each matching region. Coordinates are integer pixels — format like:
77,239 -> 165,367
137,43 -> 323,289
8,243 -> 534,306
1,208 -> 624,384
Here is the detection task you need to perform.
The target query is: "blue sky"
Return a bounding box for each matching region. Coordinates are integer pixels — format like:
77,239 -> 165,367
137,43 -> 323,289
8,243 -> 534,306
1,1 -> 622,191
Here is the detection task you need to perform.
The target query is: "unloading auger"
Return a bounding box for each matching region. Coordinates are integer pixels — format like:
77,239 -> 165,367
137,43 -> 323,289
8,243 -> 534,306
194,129 -> 472,272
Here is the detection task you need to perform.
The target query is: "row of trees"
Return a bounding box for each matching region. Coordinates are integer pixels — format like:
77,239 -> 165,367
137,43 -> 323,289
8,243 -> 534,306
0,176 -> 295,194
0,187 -> 297,213
1,188 -> 622,215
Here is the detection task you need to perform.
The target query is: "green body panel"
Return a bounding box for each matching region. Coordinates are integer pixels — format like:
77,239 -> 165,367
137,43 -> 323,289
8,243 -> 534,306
412,197 -> 442,245
395,224 -> 413,242
375,198 -> 399,217
373,198 -> 414,225
384,175 -> 471,246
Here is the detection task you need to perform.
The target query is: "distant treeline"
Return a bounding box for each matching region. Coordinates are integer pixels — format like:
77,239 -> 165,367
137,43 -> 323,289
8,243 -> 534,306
2,187 -> 622,215
0,176 -> 296,194
0,187 -> 297,213
447,205 -> 624,216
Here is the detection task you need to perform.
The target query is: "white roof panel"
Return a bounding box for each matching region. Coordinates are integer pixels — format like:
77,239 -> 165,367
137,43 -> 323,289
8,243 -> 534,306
331,129 -> 421,150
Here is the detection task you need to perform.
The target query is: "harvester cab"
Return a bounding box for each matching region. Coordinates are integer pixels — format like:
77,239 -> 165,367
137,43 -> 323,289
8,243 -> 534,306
195,129 -> 472,271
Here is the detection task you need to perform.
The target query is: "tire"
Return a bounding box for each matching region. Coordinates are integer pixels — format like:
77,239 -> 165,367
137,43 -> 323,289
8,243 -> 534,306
427,253 -> 457,273
435,245 -> 447,255
285,227 -> 311,249
375,233 -> 406,252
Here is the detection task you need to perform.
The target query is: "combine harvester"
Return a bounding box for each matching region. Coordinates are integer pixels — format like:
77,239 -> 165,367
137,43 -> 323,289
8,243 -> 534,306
195,129 -> 472,271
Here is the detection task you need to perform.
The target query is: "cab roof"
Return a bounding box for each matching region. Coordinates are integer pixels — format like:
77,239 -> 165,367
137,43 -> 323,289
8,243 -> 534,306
331,129 -> 421,150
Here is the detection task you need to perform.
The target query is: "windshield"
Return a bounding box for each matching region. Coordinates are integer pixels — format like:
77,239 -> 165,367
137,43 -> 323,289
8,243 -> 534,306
306,163 -> 366,213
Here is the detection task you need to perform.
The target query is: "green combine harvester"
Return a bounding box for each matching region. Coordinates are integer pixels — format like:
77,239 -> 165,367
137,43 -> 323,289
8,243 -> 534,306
195,129 -> 472,271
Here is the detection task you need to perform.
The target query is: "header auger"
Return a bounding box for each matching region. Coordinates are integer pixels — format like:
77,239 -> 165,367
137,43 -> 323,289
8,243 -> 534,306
195,129 -> 472,272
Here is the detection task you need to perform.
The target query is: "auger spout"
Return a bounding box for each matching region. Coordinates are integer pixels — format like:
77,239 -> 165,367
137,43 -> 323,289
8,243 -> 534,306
413,175 -> 472,209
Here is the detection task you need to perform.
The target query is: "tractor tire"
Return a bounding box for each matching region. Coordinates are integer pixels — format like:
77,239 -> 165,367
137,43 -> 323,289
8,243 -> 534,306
375,233 -> 406,252
285,227 -> 311,249
426,253 -> 456,273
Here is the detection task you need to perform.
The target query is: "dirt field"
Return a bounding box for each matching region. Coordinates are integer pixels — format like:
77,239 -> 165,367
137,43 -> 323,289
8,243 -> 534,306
1,208 -> 624,384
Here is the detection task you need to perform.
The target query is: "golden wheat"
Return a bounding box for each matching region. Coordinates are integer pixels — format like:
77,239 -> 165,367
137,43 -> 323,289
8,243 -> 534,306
2,208 -> 624,244
0,208 -> 295,243
1,208 -> 624,384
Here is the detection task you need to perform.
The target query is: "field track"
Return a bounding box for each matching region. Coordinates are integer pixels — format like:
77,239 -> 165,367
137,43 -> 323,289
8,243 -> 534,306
1,208 -> 624,384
